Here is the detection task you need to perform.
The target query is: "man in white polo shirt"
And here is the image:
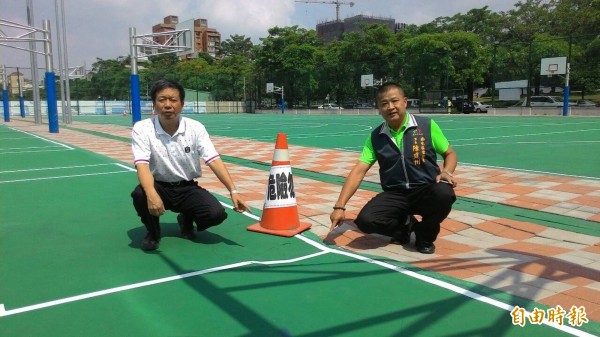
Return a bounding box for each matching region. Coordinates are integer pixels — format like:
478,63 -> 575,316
131,79 -> 250,251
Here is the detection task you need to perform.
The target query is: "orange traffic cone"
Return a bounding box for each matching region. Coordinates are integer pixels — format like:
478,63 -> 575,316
247,133 -> 311,237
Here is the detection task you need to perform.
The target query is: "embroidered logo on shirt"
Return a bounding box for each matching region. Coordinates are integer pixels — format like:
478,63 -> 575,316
184,146 -> 190,153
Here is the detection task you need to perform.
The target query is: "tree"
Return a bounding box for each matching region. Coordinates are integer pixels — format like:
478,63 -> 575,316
504,0 -> 554,42
549,0 -> 600,36
218,34 -> 254,59
90,58 -> 130,100
255,26 -> 321,108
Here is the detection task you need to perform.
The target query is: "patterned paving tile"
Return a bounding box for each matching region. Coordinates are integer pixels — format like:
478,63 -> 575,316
509,257 -> 599,287
539,288 -> 600,322
411,257 -> 502,279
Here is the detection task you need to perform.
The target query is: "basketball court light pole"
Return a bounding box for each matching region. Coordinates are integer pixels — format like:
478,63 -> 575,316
1,65 -> 9,122
279,86 -> 284,114
27,0 -> 42,125
129,27 -> 142,124
562,62 -> 570,117
17,67 -> 25,118
43,20 -> 59,133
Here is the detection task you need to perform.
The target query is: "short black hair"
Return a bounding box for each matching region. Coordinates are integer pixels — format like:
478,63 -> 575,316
376,82 -> 405,100
150,79 -> 185,103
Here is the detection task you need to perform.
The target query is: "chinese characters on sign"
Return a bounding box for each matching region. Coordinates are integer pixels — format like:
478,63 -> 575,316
264,165 -> 296,208
511,305 -> 588,327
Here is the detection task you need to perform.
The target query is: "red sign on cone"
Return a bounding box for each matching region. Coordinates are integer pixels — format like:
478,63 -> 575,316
247,133 -> 311,237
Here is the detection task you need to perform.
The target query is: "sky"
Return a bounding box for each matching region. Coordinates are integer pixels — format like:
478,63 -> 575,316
1,0 -> 520,75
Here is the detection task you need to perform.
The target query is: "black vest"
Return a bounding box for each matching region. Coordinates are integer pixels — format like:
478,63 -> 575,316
371,115 -> 441,190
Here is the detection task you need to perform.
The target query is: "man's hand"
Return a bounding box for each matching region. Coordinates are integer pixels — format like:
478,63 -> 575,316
329,208 -> 345,233
231,193 -> 251,213
437,171 -> 457,187
146,190 -> 165,216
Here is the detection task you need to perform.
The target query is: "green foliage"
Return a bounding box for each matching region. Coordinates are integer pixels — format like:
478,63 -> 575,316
90,58 -> 130,100
219,34 -> 253,59
38,0 -> 600,105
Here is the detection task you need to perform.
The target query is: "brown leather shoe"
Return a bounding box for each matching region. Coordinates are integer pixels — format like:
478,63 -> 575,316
177,214 -> 196,240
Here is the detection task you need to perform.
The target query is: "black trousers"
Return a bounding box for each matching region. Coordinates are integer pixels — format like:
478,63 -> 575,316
131,182 -> 227,240
354,182 -> 456,243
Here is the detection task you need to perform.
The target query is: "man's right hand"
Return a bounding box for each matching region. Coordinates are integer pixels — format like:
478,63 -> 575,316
329,209 -> 345,233
146,190 -> 165,217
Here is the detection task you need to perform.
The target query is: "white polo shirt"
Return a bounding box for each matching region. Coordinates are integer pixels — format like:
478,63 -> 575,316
132,116 -> 219,182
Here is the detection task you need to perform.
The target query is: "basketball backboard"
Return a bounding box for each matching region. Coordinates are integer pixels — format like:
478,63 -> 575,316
361,74 -> 373,88
266,83 -> 274,93
540,57 -> 567,76
175,19 -> 195,57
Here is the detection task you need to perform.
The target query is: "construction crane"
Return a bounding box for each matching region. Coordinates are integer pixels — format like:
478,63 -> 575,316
295,0 -> 355,22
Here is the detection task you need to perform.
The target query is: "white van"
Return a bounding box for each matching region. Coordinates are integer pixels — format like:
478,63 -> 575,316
522,96 -> 571,107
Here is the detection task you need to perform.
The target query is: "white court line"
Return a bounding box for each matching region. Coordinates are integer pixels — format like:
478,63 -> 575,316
0,149 -> 72,155
0,163 -> 135,184
115,163 -> 136,172
0,137 -> 37,140
292,235 -> 595,337
0,170 -> 131,184
0,163 -> 119,174
334,143 -> 598,180
0,146 -> 66,151
8,127 -> 74,150
452,128 -> 600,142
0,249 -> 328,318
459,162 -> 600,181
0,201 -> 596,336
455,140 -> 600,146
233,207 -> 595,336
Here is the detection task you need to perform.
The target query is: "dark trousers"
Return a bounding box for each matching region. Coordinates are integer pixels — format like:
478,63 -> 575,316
354,182 -> 456,243
131,182 -> 227,240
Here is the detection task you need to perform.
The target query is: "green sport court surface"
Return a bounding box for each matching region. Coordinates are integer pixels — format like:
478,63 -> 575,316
1,114 -> 599,336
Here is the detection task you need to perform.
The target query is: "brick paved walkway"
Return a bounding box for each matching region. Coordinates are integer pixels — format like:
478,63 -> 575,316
4,118 -> 600,324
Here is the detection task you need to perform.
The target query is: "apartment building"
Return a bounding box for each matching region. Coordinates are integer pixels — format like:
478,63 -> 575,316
7,72 -> 32,95
152,15 -> 221,59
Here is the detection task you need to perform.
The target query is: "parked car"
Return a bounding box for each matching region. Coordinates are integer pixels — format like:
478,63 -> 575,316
473,101 -> 491,113
575,99 -> 598,107
455,100 -> 475,114
354,102 -> 374,109
317,103 -> 343,109
522,96 -> 575,107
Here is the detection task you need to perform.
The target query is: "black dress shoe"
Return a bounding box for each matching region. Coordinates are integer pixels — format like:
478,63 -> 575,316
141,234 -> 159,251
177,214 -> 196,240
415,241 -> 435,254
390,215 -> 417,245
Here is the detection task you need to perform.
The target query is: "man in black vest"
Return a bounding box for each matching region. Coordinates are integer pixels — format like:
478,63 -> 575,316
329,82 -> 457,254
